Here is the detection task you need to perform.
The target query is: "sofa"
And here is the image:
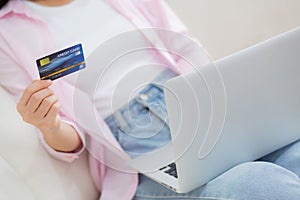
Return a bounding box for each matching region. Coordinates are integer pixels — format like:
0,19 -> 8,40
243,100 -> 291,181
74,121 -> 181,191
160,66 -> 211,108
0,86 -> 99,200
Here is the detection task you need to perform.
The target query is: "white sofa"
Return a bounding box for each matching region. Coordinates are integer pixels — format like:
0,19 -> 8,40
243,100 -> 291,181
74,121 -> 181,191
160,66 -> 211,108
0,86 -> 99,200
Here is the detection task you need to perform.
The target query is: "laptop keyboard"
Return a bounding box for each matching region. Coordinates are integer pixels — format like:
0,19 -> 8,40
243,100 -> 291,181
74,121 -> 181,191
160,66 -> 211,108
159,163 -> 178,179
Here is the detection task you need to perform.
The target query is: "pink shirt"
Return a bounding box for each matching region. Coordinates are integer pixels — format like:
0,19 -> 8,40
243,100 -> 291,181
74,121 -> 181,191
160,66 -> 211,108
0,0 -> 212,199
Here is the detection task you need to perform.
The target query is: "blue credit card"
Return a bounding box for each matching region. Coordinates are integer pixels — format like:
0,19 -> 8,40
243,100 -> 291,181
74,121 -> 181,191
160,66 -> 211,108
37,44 -> 86,80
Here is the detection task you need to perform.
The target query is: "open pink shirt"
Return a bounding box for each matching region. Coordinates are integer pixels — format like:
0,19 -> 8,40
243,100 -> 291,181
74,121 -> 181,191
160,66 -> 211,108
0,0 -> 212,199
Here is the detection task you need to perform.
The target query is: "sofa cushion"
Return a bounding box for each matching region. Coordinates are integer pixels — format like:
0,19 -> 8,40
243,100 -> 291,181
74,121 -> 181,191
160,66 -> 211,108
0,156 -> 35,199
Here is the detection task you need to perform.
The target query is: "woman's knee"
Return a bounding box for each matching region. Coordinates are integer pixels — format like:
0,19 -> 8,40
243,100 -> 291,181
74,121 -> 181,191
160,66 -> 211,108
205,162 -> 300,200
274,140 -> 300,177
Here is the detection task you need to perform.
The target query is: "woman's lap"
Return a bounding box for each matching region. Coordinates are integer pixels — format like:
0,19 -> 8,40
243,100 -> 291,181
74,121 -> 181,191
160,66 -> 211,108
105,70 -> 300,199
134,160 -> 300,200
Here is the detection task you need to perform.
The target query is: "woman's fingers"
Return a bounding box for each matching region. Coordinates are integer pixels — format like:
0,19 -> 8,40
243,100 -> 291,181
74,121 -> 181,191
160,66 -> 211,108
16,80 -> 62,130
18,80 -> 52,109
34,95 -> 59,120
42,101 -> 61,128
26,88 -> 54,112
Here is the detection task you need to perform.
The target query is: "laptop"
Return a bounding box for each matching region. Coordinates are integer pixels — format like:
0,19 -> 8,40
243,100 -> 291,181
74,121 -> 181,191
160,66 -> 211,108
129,27 -> 300,193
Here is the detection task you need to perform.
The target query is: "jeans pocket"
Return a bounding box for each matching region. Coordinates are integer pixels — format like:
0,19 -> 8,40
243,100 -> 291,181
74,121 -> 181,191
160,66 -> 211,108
117,101 -> 166,138
108,82 -> 172,158
113,100 -> 151,135
135,85 -> 169,126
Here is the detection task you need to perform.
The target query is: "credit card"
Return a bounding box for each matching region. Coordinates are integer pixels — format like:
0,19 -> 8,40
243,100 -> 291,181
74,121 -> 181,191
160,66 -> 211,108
36,44 -> 86,80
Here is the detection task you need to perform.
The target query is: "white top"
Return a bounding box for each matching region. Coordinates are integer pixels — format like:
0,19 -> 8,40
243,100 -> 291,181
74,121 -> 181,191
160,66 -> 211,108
25,0 -> 165,118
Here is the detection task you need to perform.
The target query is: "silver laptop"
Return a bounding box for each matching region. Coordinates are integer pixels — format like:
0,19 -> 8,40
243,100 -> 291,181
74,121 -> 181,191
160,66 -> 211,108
129,27 -> 300,193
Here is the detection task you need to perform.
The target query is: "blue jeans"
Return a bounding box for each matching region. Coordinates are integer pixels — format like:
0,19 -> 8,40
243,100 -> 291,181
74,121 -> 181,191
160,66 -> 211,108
105,69 -> 300,200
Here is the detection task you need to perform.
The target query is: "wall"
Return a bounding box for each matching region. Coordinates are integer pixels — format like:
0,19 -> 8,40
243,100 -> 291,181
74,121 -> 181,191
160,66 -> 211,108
165,0 -> 300,60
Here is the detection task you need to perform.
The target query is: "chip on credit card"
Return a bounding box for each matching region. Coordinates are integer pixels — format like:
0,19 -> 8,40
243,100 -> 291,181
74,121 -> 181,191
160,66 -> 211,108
36,44 -> 86,80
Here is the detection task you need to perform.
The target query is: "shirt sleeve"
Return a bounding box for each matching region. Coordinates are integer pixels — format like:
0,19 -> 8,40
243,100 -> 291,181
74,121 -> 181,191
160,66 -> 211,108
36,114 -> 86,163
0,48 -> 31,101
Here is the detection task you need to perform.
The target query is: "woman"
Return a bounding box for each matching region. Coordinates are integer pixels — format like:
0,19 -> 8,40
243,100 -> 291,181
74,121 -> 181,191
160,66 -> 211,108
0,0 -> 300,199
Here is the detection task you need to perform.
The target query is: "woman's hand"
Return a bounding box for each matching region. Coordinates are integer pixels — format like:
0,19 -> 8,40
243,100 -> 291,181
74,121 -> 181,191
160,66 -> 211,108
17,80 -> 62,133
16,80 -> 82,152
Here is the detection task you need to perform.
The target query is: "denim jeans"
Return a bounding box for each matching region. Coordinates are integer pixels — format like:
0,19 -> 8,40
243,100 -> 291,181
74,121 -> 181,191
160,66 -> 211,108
105,69 -> 300,200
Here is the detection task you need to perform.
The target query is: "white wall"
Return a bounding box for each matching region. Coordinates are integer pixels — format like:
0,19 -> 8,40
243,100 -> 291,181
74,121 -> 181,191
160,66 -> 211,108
165,0 -> 300,60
